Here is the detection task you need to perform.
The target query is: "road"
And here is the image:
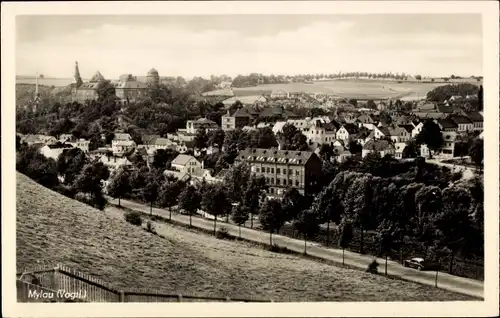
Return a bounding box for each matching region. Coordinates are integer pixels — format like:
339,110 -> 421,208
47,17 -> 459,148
425,158 -> 479,180
107,197 -> 484,299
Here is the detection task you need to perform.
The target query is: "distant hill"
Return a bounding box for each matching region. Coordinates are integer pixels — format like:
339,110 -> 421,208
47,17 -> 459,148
16,172 -> 473,301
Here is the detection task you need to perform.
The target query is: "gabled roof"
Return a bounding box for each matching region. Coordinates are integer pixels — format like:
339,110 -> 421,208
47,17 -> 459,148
376,126 -> 391,136
466,111 -> 483,122
340,123 -> 359,134
171,154 -> 197,166
154,137 -> 170,146
227,108 -> 253,118
355,128 -> 371,139
193,118 -> 217,125
437,104 -> 456,113
437,118 -> 458,129
399,125 -> 415,134
89,71 -> 105,83
259,106 -> 298,119
363,139 -> 394,151
450,115 -> 473,124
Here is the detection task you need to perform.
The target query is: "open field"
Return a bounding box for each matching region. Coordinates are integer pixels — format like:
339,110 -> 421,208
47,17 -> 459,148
16,172 -> 476,301
232,79 -> 466,100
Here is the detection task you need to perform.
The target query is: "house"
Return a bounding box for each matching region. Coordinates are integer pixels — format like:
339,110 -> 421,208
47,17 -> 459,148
388,125 -> 410,143
111,133 -> 136,157
270,89 -> 289,99
465,112 -> 483,131
59,134 -> 75,143
372,126 -> 391,139
420,131 -> 457,159
22,134 -> 58,146
356,114 -> 377,130
153,138 -> 173,151
221,108 -> 253,131
170,154 -> 204,176
332,140 -> 345,156
305,120 -> 337,145
68,138 -> 90,153
394,142 -> 407,159
259,106 -> 299,122
222,95 -> 267,107
185,118 -> 219,134
336,124 -> 359,144
39,144 -> 73,161
449,115 -> 473,133
336,150 -> 352,163
435,118 -> 458,132
362,139 -> 395,158
113,74 -> 148,105
236,148 -> 322,198
141,134 -> 160,146
354,128 -> 372,146
411,122 -> 424,138
448,95 -> 463,102
99,154 -> 133,171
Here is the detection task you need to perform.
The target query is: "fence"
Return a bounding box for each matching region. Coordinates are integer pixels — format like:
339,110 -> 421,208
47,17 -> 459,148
17,264 -> 270,303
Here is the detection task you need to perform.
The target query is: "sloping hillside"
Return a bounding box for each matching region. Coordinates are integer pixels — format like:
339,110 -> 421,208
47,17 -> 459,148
16,172 -> 474,301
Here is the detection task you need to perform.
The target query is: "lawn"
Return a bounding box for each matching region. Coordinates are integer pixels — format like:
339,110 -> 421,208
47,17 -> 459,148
16,172 -> 475,301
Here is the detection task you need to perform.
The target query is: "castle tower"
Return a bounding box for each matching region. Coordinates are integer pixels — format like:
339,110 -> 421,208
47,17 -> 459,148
146,68 -> 160,88
74,61 -> 83,87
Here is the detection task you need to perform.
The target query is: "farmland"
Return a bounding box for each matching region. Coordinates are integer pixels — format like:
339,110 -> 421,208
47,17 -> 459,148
16,172 -> 475,301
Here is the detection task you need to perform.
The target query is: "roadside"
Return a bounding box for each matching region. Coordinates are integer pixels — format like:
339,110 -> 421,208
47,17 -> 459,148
107,197 -> 484,299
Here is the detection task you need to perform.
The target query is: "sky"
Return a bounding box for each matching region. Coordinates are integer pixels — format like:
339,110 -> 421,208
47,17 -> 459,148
16,14 -> 483,79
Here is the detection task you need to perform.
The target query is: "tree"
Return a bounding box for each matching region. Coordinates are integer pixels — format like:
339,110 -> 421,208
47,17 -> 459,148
16,145 -> 60,190
178,185 -> 201,226
224,162 -> 251,203
96,80 -> 117,104
72,161 -> 110,210
416,120 -> 443,158
348,99 -> 358,107
57,148 -> 88,185
366,100 -> 377,110
259,199 -> 285,246
402,139 -> 418,158
158,179 -> 185,220
281,187 -> 307,222
231,204 -> 249,238
142,174 -> 160,215
278,124 -> 308,151
207,128 -> 225,151
152,148 -> 178,170
338,221 -> 353,265
319,144 -> 334,161
348,141 -> 362,154
468,138 -> 483,169
243,175 -> 268,228
248,127 -> 278,149
415,75 -> 422,81
376,220 -> 398,275
201,184 -> 231,235
106,168 -> 131,207
193,128 -> 208,151
293,209 -> 320,254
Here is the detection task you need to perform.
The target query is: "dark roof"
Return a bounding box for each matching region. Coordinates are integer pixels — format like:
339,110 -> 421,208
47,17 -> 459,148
376,126 -> 391,136
342,123 -> 359,134
228,108 -> 253,118
363,139 -> 394,151
466,111 -> 483,122
355,128 -> 371,139
259,106 -> 298,119
437,104 -> 456,113
450,115 -> 473,124
437,118 -> 458,129
237,148 -> 315,165
399,125 -> 415,134
329,119 -> 342,130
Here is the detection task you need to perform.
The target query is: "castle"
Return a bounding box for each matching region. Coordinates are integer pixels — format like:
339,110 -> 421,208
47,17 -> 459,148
70,62 -> 160,105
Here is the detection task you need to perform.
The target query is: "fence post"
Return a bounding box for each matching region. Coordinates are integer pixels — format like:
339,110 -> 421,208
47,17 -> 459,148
51,266 -> 59,291
119,290 -> 125,302
177,294 -> 183,302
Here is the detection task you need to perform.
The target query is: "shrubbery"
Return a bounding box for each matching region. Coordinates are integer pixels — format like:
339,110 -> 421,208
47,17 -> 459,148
125,211 -> 143,226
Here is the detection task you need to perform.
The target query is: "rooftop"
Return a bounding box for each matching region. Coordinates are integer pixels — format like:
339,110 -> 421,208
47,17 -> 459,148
238,148 -> 315,165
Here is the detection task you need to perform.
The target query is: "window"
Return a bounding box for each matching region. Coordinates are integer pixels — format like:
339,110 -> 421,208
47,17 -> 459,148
267,167 -> 270,173
256,167 -> 260,173
271,178 -> 274,184
288,169 -> 292,175
266,178 -> 270,183
270,188 -> 274,194
283,169 -> 287,175
277,168 -> 281,174
296,170 -> 300,176
276,179 -> 280,185
295,180 -> 299,186
271,168 -> 274,173
283,179 -> 287,186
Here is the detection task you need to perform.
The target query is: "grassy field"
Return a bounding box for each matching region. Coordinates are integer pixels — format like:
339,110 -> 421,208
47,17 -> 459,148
16,172 -> 475,301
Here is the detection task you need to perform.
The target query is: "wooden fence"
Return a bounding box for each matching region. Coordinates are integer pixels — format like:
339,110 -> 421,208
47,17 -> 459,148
17,264 -> 270,303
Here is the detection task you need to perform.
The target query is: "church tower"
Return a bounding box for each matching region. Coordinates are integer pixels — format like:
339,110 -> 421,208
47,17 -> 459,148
74,61 -> 83,87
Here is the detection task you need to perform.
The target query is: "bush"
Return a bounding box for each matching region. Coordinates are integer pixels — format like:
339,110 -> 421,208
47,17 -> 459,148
125,211 -> 143,226
215,226 -> 231,239
269,244 -> 293,254
146,220 -> 156,234
366,259 -> 379,274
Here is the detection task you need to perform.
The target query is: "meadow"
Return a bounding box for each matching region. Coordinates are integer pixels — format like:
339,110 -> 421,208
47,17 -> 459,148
16,172 -> 475,301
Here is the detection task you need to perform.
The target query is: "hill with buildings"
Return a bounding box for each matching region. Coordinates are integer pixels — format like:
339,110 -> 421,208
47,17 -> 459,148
16,172 -> 473,301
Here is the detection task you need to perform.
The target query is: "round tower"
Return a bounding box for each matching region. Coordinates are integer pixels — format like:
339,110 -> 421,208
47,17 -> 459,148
146,68 -> 160,88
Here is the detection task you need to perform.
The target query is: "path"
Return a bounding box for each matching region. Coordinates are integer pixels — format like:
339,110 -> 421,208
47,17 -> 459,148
108,198 -> 484,299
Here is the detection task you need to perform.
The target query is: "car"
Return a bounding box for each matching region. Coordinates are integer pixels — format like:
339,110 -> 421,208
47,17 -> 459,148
403,257 -> 440,271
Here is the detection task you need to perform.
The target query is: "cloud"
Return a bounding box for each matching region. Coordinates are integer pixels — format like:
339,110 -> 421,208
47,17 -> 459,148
16,18 -> 482,78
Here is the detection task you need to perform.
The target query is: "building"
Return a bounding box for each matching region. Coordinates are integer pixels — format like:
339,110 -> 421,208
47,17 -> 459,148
185,118 -> 219,134
436,118 -> 458,132
114,74 -> 148,105
221,108 -> 253,131
170,154 -> 204,176
449,115 -> 474,133
111,133 -> 136,157
411,122 -> 424,138
146,68 -> 160,89
99,154 -> 133,171
336,150 -> 353,163
202,88 -> 235,97
270,89 -> 289,99
394,142 -> 407,159
362,139 -> 395,158
388,125 -> 411,143
465,112 -> 484,131
336,123 -> 359,144
39,144 -> 73,161
236,148 -> 322,197
222,95 -> 267,108
71,61 -> 105,103
22,134 -> 58,146
305,119 -> 337,145
258,106 -> 299,122
420,131 -> 457,159
372,126 -> 391,139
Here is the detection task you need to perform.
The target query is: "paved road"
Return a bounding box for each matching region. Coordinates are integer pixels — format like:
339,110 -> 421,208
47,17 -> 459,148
108,198 -> 484,299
